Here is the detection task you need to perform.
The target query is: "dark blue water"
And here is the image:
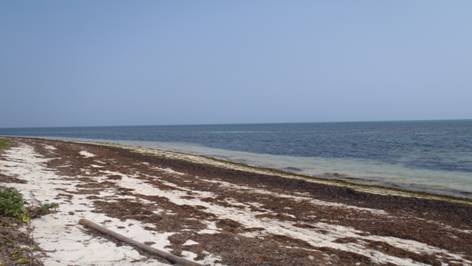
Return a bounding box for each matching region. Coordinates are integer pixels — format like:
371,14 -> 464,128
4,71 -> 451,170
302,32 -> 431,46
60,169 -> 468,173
1,120 -> 472,173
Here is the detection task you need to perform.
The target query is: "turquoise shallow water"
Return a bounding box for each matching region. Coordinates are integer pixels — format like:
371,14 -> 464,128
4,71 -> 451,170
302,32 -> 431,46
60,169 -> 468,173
1,120 -> 472,198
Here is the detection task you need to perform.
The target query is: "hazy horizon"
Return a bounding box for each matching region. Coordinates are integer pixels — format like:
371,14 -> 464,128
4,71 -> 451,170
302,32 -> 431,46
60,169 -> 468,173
1,1 -> 472,128
1,118 -> 471,130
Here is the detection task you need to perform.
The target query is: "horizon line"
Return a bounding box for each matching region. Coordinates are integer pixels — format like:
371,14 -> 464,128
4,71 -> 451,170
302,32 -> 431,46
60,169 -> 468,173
0,118 -> 471,130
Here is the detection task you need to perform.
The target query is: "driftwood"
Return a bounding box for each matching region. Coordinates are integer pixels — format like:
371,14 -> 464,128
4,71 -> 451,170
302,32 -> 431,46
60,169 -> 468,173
79,218 -> 202,266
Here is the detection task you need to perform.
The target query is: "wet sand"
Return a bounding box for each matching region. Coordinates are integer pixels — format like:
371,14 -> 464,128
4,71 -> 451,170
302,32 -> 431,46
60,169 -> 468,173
1,137 -> 471,265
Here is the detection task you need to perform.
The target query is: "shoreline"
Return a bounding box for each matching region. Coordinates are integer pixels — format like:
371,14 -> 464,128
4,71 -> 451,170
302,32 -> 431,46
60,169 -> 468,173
8,135 -> 472,205
1,137 -> 472,265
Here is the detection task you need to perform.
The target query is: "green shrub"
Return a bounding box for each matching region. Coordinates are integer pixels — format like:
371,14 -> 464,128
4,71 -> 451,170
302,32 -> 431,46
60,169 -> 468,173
36,202 -> 59,217
0,187 -> 59,222
0,187 -> 28,222
0,138 -> 10,150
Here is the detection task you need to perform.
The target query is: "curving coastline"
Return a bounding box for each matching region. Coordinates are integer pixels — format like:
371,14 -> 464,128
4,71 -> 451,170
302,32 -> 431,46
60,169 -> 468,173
29,136 -> 472,205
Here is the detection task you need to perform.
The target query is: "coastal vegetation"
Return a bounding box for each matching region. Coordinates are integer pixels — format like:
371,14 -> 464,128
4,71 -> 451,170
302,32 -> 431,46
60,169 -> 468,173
0,187 -> 29,222
0,138 -> 10,150
0,138 -> 57,266
0,186 -> 59,222
0,186 -> 57,265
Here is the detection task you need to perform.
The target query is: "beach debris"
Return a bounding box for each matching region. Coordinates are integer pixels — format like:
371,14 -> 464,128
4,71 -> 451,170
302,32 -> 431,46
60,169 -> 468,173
79,218 -> 201,266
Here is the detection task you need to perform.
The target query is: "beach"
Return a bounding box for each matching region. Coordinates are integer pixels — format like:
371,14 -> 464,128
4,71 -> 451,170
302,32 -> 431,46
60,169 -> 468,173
1,137 -> 472,265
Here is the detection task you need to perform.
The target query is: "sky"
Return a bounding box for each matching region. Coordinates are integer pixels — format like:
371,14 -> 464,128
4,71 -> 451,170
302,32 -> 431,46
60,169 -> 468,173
1,1 -> 471,128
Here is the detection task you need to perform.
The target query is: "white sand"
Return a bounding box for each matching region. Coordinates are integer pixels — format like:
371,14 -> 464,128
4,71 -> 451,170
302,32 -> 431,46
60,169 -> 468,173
95,168 -> 471,266
79,150 -> 96,158
0,144 -> 169,265
183,239 -> 200,246
198,177 -> 389,216
43,144 -> 57,150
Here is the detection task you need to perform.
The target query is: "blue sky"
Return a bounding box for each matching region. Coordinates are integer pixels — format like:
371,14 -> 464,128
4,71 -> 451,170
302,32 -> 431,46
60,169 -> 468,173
1,1 -> 471,127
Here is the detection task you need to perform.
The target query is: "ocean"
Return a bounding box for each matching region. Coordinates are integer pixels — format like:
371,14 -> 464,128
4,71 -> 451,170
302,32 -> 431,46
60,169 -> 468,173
1,120 -> 471,198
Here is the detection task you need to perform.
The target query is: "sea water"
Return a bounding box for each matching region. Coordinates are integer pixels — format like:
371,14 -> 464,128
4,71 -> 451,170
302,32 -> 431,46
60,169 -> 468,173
1,120 -> 471,198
